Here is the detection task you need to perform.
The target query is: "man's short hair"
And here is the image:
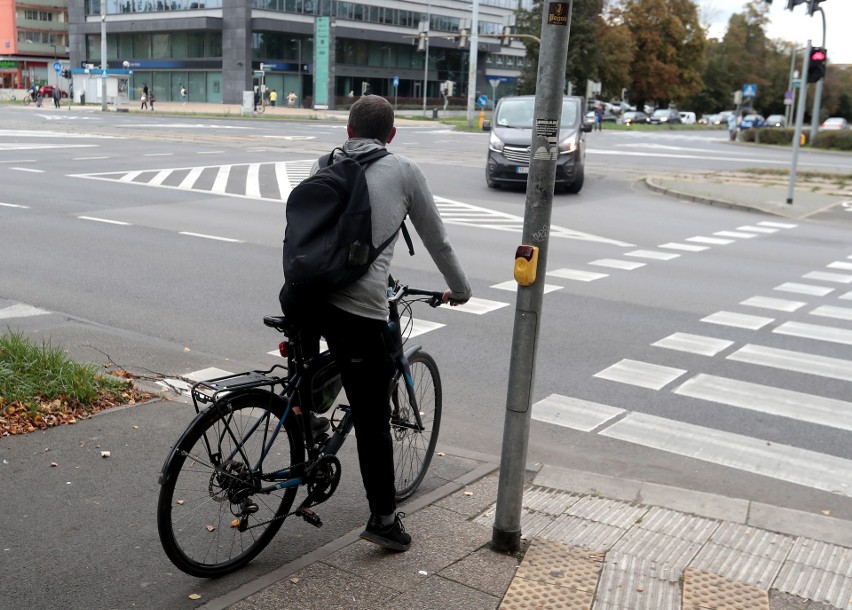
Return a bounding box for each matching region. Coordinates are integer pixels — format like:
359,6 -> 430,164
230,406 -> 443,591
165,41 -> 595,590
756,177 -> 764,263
348,96 -> 395,143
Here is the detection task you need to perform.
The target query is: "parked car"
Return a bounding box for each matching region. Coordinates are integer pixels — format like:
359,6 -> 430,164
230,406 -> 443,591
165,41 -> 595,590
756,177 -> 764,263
38,85 -> 69,99
765,114 -> 786,128
618,110 -> 651,126
484,95 -> 590,194
678,111 -> 697,124
583,110 -> 617,127
821,117 -> 849,130
649,109 -> 682,125
739,114 -> 765,129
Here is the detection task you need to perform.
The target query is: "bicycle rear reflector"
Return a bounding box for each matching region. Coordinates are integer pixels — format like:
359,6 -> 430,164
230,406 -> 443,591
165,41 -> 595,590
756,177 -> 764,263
279,341 -> 289,358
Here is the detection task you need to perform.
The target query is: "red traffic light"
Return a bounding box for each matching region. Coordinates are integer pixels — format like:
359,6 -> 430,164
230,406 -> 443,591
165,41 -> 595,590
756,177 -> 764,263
810,50 -> 826,61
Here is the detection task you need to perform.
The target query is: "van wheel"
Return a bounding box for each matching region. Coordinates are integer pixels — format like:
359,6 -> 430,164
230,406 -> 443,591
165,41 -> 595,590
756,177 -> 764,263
485,170 -> 500,189
565,166 -> 584,194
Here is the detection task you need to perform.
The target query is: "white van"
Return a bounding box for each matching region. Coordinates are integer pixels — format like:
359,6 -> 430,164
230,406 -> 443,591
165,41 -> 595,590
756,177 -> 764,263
678,111 -> 696,124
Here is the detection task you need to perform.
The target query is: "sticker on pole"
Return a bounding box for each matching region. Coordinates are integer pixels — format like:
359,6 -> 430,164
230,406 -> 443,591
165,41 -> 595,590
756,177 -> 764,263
547,3 -> 569,26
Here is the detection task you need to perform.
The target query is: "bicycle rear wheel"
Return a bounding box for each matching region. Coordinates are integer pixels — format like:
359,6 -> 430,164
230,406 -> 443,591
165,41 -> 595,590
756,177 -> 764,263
157,389 -> 304,578
390,351 -> 442,501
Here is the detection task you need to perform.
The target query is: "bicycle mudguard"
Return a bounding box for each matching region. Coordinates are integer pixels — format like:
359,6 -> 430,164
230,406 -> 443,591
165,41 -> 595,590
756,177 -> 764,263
157,389 -> 290,486
403,344 -> 422,360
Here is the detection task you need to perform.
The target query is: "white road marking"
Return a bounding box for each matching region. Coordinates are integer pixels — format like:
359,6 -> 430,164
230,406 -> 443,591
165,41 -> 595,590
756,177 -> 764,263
674,374 -> 852,433
78,216 -> 131,225
727,344 -> 852,382
119,170 -> 145,183
625,250 -> 680,261
0,202 -> 29,209
246,163 -> 262,199
443,297 -> 509,315
802,271 -> 852,284
809,305 -> 852,321
275,161 -> 291,200
491,280 -> 563,294
73,156 -> 109,160
594,359 -> 687,390
773,321 -> 852,346
700,311 -> 774,330
737,225 -> 778,233
10,167 -> 44,173
652,333 -> 734,356
143,153 -> 174,157
841,291 -> 852,300
546,268 -> 609,281
589,259 -> 646,270
774,282 -> 834,296
714,231 -> 757,239
148,169 -> 173,187
827,261 -> 852,272
740,296 -> 806,312
532,395 -> 624,431
196,151 -> 225,154
178,232 -> 242,243
686,236 -> 734,245
0,304 -> 50,319
659,243 -> 710,252
758,221 -> 797,229
178,166 -> 205,190
600,411 -> 852,498
211,165 -> 231,195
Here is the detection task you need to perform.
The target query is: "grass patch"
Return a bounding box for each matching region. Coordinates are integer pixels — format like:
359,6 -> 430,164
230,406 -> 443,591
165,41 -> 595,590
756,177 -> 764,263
0,329 -> 153,436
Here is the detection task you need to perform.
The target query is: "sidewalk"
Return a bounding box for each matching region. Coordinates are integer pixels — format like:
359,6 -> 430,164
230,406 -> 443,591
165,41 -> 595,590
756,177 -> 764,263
203,461 -> 852,610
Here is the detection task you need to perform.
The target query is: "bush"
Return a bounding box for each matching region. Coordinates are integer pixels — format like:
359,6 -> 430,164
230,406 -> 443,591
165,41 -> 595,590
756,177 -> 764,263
740,128 -> 807,145
813,129 -> 852,151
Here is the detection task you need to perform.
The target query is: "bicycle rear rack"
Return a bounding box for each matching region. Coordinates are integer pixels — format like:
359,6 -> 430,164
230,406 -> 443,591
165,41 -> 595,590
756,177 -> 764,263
190,364 -> 288,413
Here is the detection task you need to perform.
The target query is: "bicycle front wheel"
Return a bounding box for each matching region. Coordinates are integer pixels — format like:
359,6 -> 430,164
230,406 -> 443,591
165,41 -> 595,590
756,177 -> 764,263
390,351 -> 442,501
157,389 -> 304,578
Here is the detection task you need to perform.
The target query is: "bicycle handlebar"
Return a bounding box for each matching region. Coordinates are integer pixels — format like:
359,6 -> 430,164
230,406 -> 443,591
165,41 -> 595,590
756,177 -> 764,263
387,282 -> 446,309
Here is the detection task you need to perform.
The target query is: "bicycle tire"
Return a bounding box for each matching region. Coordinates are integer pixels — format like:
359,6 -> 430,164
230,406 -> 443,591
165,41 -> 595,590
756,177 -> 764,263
157,389 -> 304,578
390,351 -> 442,501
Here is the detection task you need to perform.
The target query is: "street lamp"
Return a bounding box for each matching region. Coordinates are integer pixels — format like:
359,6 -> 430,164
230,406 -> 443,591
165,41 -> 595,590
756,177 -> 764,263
290,38 -> 302,107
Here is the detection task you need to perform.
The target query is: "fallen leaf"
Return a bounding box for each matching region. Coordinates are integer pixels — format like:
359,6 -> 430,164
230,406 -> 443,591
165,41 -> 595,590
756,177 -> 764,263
132,425 -> 139,430
206,525 -> 216,532
67,418 -> 76,425
50,462 -> 59,467
821,509 -> 831,516
100,451 -> 111,458
188,593 -> 201,600
231,519 -> 240,528
636,587 -> 644,593
184,347 -> 191,352
176,499 -> 185,505
290,577 -> 300,584
436,452 -> 445,457
418,570 -> 428,576
463,491 -> 473,496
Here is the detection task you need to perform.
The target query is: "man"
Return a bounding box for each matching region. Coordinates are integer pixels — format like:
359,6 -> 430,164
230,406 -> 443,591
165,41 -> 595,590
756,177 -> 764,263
286,96 -> 471,552
269,89 -> 277,107
53,86 -> 61,109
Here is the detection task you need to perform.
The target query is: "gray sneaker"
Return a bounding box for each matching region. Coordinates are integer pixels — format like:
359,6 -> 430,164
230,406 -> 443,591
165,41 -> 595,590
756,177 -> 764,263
360,512 -> 411,551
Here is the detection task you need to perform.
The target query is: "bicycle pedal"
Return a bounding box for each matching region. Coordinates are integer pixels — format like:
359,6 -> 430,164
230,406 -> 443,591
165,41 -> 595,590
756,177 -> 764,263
243,502 -> 259,515
297,508 -> 323,528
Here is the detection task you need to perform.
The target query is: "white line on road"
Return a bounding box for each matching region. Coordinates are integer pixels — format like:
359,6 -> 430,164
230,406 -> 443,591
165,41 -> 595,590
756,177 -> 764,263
143,153 -> 175,157
700,311 -> 774,330
532,395 -> 624,431
78,216 -> 131,225
491,280 -> 563,294
10,167 -> 44,173
686,236 -> 734,245
72,156 -> 109,161
547,268 -> 609,282
727,344 -> 852,382
802,271 -> 852,284
0,304 -> 50,319
0,202 -> 29,209
714,231 -> 758,239
148,169 -> 174,187
659,243 -> 710,252
178,232 -> 243,243
773,321 -> 852,347
178,166 -> 205,190
246,163 -> 262,199
589,259 -> 646,270
774,282 -> 834,296
652,333 -> 734,356
600,411 -> 852,498
594,359 -> 687,390
196,151 -> 225,154
809,305 -> 852,322
828,261 -> 852,272
211,165 -> 232,195
758,221 -> 797,229
737,225 -> 778,233
674,373 -> 852,433
275,162 -> 291,201
740,296 -> 806,312
625,250 -> 680,261
442,297 -> 509,315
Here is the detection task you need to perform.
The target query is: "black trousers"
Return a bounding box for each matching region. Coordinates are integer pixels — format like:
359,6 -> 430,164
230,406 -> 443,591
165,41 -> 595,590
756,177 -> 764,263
302,304 -> 397,516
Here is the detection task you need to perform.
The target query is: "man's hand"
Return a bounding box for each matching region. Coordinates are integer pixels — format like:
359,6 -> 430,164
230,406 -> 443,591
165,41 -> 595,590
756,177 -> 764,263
442,290 -> 467,306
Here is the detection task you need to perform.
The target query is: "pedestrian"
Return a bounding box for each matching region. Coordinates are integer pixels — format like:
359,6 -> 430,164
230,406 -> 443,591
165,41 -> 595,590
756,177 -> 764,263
69,82 -> 74,102
727,112 -> 738,141
594,103 -> 604,132
141,91 -> 148,110
287,90 -> 297,107
180,85 -> 187,105
282,95 -> 471,552
142,82 -> 149,99
148,90 -> 155,111
53,86 -> 61,109
253,87 -> 261,112
269,89 -> 277,107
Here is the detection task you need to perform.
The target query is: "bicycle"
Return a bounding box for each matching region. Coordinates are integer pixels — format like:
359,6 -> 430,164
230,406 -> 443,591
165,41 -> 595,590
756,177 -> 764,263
157,278 -> 446,577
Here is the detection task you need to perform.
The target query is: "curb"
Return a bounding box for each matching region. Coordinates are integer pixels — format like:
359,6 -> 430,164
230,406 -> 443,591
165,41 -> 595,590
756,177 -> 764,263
643,176 -> 772,216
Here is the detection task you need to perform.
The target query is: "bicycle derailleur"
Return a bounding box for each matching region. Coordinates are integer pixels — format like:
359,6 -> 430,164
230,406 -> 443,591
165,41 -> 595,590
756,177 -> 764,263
294,454 -> 341,528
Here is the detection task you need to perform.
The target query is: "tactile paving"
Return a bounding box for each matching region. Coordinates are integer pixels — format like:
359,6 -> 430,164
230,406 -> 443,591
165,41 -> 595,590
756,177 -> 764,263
500,538 -> 603,610
682,567 -> 769,610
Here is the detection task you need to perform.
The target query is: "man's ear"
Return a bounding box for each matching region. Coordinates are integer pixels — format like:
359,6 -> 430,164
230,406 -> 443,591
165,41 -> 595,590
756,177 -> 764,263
346,124 -> 354,138
385,126 -> 397,144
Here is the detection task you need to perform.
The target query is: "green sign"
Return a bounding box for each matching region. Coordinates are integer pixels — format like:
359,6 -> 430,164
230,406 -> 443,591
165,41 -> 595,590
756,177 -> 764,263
0,60 -> 19,68
313,16 -> 330,108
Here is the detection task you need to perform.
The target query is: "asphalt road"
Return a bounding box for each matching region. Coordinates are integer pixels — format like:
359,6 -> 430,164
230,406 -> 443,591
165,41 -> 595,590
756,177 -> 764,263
1,106 -> 851,608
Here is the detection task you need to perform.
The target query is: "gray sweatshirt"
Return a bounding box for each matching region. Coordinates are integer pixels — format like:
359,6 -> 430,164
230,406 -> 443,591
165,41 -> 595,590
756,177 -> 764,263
314,138 -> 472,320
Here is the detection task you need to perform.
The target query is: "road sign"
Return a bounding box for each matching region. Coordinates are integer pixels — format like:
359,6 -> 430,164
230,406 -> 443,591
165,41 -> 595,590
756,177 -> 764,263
393,75 -> 399,88
101,70 -> 108,79
53,61 -> 62,73
743,83 -> 757,98
784,90 -> 793,106
477,95 -> 489,107
488,78 -> 501,89
792,78 -> 802,89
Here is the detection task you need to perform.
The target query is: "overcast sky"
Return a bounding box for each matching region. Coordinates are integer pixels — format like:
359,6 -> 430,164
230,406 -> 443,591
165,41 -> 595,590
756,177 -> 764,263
696,0 -> 850,64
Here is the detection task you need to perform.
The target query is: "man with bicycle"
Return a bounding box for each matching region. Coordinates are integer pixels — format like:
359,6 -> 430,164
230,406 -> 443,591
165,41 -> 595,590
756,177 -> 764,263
291,96 -> 471,551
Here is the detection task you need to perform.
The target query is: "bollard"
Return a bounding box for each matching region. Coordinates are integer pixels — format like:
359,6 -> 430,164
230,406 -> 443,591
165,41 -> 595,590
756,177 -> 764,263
479,110 -> 485,129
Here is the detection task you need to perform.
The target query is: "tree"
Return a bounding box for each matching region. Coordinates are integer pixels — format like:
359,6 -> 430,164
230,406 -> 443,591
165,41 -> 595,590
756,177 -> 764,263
596,12 -> 635,101
621,0 -> 706,111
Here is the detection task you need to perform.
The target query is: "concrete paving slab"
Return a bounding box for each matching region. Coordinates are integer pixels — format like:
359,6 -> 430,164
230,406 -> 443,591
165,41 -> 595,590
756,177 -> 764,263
748,502 -> 852,549
638,480 -> 750,523
380,574 -> 502,610
438,545 -> 523,598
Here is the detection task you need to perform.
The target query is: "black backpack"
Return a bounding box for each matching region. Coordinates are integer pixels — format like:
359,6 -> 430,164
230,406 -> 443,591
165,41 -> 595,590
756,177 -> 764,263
279,147 -> 411,316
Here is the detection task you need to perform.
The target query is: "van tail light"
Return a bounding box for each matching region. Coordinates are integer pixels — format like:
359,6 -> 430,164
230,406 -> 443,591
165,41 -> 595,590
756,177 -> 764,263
279,341 -> 289,358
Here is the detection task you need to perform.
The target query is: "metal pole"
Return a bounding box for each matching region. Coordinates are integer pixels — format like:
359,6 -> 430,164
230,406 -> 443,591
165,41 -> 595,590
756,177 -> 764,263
492,0 -> 572,554
466,0 -> 480,127
422,4 -> 430,117
297,40 -> 302,107
785,44 -> 796,126
787,39 -> 811,206
100,0 -> 107,112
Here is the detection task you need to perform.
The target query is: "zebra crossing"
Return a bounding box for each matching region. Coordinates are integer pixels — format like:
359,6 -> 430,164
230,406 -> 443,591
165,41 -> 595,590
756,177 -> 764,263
535,250 -> 852,498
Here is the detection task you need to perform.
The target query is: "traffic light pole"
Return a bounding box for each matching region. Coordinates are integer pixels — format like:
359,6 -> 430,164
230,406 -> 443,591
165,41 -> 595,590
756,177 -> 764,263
808,7 -> 827,142
787,40 -> 811,205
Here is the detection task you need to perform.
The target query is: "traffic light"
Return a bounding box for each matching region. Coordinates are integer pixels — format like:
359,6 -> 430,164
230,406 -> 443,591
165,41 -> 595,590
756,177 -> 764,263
501,25 -> 513,46
458,27 -> 469,49
807,47 -> 827,83
806,0 -> 825,15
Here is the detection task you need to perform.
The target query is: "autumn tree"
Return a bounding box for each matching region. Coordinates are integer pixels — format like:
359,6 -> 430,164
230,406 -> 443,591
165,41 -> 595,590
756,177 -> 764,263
620,0 -> 706,111
596,10 -> 635,101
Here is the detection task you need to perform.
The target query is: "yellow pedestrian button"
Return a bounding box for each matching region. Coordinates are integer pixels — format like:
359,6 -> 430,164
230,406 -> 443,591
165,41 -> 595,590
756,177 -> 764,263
514,245 -> 539,286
